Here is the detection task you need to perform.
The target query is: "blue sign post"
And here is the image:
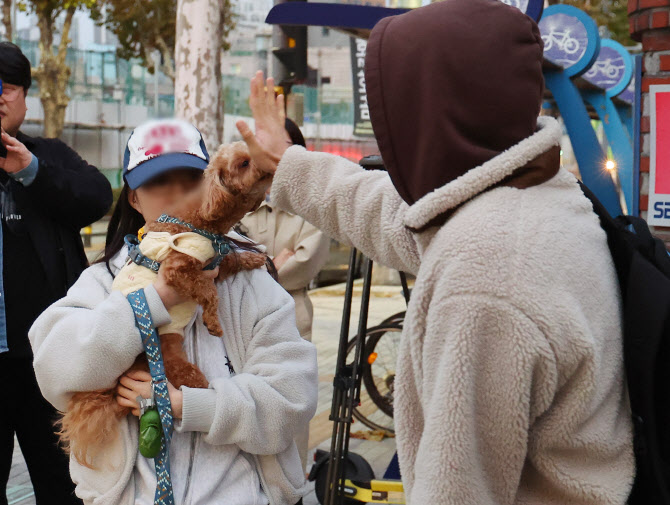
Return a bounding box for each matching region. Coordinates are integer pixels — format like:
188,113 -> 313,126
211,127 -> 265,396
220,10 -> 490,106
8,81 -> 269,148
540,5 -> 623,216
581,39 -> 634,214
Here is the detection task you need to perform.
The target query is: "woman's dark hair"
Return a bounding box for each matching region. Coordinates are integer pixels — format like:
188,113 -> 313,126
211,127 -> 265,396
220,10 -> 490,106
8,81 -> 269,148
0,42 -> 32,92
285,118 -> 306,148
99,183 -> 278,280
98,184 -> 144,276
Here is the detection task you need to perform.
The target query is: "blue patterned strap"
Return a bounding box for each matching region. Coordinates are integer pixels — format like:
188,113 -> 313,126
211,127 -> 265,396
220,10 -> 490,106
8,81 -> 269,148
127,289 -> 175,505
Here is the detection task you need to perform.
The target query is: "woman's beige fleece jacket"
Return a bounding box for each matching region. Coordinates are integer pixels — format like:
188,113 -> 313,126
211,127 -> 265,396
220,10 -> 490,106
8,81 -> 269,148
270,116 -> 634,505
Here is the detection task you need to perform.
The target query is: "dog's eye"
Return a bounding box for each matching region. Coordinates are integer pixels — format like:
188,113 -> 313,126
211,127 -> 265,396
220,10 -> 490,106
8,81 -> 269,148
241,160 -> 250,168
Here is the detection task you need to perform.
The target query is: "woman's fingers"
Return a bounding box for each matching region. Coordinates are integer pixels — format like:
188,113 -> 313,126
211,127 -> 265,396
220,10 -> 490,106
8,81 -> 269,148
125,370 -> 152,382
202,266 -> 219,279
116,395 -> 137,409
265,76 -> 276,110
119,374 -> 152,398
236,120 -> 256,143
249,71 -> 265,115
277,93 -> 286,122
237,121 -> 264,157
236,120 -> 280,175
116,395 -> 141,416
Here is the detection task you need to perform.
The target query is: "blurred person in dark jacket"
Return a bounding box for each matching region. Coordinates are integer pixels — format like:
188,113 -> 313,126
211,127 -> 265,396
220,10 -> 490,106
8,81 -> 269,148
0,41 -> 112,505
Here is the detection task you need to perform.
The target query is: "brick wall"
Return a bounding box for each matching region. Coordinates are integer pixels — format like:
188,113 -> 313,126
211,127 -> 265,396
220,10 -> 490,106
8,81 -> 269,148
630,0 -> 670,239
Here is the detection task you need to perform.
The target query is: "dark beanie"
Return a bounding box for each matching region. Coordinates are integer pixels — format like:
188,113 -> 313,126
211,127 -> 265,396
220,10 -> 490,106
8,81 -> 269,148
0,42 -> 32,91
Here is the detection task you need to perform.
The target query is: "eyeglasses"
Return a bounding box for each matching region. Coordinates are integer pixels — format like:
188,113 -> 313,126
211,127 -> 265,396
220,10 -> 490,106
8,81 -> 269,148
0,86 -> 24,103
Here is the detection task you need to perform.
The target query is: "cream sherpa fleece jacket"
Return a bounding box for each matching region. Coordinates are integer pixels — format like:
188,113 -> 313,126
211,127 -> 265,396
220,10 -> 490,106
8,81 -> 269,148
271,116 -> 634,505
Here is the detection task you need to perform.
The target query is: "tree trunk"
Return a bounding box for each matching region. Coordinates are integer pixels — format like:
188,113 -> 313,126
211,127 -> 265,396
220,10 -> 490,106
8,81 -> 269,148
1,0 -> 11,40
33,6 -> 75,138
174,0 -> 224,151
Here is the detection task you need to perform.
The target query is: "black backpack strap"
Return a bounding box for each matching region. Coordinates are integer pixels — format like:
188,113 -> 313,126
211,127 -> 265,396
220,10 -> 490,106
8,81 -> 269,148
578,181 -> 619,230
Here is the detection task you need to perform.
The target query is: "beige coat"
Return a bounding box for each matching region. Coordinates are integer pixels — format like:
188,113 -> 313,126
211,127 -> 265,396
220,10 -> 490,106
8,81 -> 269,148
271,116 -> 634,505
240,201 -> 330,339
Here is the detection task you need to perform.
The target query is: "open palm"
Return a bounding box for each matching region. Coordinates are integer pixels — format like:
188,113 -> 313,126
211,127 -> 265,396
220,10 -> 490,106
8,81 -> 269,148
236,71 -> 291,176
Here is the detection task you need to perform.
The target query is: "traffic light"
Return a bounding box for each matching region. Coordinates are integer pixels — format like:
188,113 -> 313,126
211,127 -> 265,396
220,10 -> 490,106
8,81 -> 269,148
272,0 -> 308,86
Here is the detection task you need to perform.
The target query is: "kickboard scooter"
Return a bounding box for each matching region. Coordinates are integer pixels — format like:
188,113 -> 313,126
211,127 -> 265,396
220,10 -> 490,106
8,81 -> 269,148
307,155 -> 409,505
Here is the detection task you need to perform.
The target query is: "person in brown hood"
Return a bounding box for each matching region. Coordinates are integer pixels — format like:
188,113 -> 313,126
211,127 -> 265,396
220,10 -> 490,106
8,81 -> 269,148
237,0 -> 634,503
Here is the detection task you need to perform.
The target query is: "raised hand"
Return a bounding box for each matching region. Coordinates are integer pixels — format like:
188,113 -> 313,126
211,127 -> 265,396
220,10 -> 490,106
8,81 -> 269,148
236,71 -> 291,176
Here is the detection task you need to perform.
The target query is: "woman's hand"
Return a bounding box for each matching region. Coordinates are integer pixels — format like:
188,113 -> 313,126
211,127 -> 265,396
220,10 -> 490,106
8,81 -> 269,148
236,71 -> 291,176
272,248 -> 295,270
153,265 -> 219,310
116,370 -> 183,419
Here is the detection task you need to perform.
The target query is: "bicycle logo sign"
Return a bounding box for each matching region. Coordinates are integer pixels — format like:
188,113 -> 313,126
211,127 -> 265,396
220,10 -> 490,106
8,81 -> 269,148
539,12 -> 588,69
583,45 -> 627,90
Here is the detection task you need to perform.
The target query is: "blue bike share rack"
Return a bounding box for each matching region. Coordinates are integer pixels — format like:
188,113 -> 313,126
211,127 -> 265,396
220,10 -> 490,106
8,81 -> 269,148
266,0 -> 639,217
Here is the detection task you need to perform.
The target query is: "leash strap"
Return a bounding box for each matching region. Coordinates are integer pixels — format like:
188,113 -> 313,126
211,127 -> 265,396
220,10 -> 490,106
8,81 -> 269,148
127,289 -> 175,505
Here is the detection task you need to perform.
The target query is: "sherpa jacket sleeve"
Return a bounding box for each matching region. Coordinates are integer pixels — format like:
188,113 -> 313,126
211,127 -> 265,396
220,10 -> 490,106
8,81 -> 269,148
402,286 -> 557,504
25,137 -> 113,229
28,264 -> 172,412
175,269 -> 319,455
271,145 -> 421,275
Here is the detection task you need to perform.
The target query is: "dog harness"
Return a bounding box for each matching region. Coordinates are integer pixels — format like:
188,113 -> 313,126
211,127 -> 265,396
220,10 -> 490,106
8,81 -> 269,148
128,288 -> 175,505
124,214 -> 232,273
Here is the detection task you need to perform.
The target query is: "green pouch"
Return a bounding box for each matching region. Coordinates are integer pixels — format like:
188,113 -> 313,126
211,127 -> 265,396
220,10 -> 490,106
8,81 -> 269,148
139,408 -> 162,458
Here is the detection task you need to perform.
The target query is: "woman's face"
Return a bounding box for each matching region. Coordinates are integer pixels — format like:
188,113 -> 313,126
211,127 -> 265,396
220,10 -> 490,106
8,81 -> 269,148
129,169 -> 202,223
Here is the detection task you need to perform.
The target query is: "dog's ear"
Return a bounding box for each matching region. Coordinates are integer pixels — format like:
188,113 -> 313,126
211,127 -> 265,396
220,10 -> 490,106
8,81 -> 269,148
200,183 -> 233,222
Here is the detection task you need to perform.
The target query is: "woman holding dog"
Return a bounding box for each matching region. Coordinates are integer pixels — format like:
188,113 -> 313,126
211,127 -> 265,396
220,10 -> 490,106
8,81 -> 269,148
28,118 -> 317,505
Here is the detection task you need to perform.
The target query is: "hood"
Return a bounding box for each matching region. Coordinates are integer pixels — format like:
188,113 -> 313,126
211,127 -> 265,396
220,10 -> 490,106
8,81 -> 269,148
403,115 -> 562,231
365,0 -> 545,207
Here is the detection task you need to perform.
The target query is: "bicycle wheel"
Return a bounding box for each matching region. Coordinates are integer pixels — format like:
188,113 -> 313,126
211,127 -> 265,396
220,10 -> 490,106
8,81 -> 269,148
362,325 -> 402,419
347,324 -> 403,435
379,311 -> 405,327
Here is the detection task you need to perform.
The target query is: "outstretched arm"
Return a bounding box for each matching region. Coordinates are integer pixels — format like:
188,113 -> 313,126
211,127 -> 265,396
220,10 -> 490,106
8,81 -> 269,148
236,71 -> 419,274
272,147 -> 420,274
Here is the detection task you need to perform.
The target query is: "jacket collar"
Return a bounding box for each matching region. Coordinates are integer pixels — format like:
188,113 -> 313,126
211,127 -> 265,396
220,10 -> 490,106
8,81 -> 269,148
403,116 -> 562,232
110,246 -> 128,276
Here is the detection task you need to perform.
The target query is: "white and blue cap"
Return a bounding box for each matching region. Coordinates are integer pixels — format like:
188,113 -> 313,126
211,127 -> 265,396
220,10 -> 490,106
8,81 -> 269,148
123,118 -> 210,190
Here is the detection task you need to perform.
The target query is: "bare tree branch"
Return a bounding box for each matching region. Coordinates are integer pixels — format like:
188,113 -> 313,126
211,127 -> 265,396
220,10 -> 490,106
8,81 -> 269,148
1,0 -> 12,40
156,34 -> 175,81
57,6 -> 76,66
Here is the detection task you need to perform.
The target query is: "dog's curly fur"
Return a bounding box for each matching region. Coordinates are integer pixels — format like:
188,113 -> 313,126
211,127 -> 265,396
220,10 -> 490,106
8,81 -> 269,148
59,142 -> 273,468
